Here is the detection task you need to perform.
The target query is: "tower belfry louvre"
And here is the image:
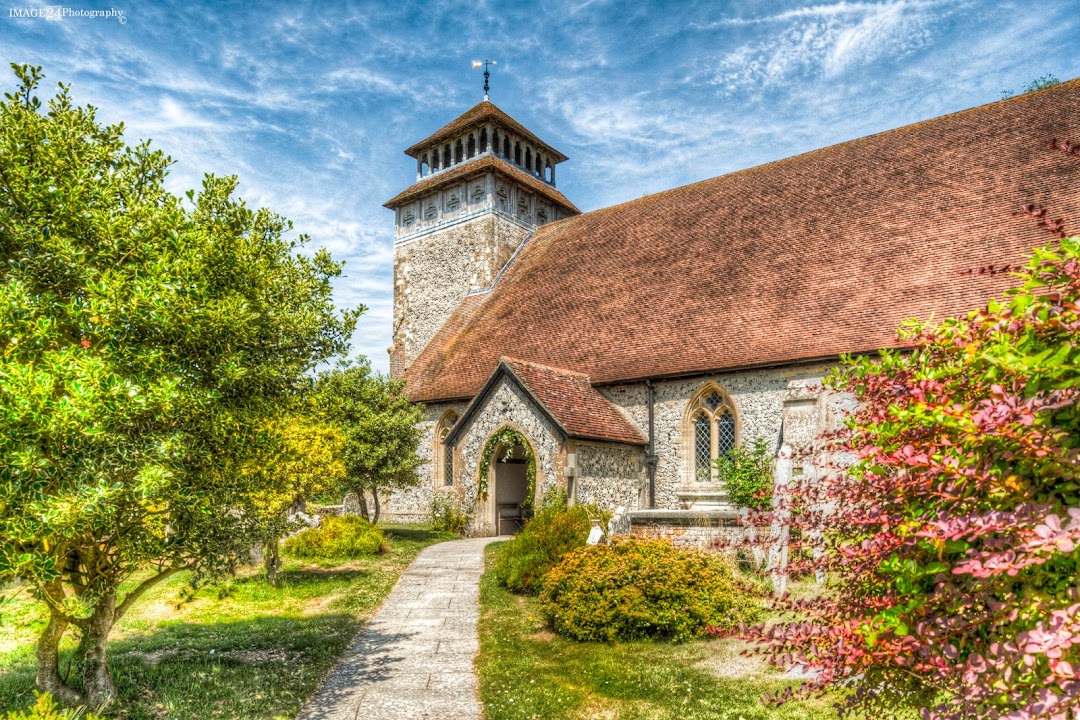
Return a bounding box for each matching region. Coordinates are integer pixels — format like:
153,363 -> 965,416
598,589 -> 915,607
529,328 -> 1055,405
386,100 -> 579,377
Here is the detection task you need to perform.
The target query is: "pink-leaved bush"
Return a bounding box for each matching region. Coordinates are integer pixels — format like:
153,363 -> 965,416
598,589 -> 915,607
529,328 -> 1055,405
740,236 -> 1080,720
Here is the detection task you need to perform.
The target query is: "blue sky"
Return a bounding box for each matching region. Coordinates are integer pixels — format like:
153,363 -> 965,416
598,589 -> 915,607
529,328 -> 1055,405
4,0 -> 1080,372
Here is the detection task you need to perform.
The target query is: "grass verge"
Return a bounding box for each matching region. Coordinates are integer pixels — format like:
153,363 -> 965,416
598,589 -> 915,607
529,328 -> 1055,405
476,541 -> 838,720
0,523 -> 455,719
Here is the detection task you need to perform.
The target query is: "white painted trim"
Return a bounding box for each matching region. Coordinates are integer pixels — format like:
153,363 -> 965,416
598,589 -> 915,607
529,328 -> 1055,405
395,207 -> 536,247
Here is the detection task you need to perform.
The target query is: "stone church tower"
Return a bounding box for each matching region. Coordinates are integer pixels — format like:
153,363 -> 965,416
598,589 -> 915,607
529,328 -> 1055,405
385,101 -> 579,377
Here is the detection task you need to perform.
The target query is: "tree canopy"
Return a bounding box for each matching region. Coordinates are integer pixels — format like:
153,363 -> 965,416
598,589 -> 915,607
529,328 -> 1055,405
314,362 -> 423,523
248,415 -> 347,585
0,64 -> 358,709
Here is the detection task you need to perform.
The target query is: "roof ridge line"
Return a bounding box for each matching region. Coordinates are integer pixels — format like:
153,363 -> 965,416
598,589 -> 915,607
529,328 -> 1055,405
555,75 -> 1080,223
500,355 -> 592,380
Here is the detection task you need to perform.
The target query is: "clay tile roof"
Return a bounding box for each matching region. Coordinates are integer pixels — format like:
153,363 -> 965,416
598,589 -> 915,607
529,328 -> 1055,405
384,154 -> 580,214
404,78 -> 1080,403
499,357 -> 647,445
404,100 -> 569,161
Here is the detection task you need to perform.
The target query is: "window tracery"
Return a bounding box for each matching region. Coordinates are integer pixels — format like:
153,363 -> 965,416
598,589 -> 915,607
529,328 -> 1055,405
687,386 -> 737,482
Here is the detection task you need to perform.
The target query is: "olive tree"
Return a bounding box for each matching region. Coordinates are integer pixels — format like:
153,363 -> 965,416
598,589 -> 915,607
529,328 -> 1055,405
0,65 -> 358,709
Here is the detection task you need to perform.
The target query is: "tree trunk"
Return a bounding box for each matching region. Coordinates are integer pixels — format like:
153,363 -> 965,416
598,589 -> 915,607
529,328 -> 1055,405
357,490 -> 370,522
371,488 -> 381,524
82,591 -> 118,712
35,610 -> 84,707
264,539 -> 281,586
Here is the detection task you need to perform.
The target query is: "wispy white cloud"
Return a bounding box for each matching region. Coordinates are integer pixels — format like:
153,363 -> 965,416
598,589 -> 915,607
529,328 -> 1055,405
6,0 -> 1079,372
699,0 -> 954,89
141,97 -> 216,130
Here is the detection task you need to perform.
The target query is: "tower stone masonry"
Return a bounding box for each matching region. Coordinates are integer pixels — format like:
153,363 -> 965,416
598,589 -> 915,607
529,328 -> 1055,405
385,101 -> 579,377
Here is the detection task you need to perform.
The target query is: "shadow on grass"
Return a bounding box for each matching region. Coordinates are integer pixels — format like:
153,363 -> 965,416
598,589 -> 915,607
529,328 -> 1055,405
380,525 -> 452,544
1,613 -> 364,720
249,567 -> 374,587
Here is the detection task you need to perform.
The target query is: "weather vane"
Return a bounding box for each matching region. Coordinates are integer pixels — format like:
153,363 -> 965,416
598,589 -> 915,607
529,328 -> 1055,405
471,59 -> 496,101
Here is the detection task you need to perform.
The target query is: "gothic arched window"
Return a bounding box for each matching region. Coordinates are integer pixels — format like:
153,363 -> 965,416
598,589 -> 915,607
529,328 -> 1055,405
514,142 -> 522,166
479,128 -> 488,153
525,148 -> 532,171
434,411 -> 459,487
503,136 -> 511,158
454,139 -> 464,164
467,134 -> 476,158
443,145 -> 451,168
686,386 -> 738,482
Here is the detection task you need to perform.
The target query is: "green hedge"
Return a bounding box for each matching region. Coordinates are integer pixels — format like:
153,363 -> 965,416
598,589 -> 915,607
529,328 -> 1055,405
283,515 -> 385,559
540,538 -> 761,642
493,503 -> 607,595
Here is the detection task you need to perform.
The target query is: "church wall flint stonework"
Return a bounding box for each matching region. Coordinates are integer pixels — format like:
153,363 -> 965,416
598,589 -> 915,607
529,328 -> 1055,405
381,82 -> 1080,540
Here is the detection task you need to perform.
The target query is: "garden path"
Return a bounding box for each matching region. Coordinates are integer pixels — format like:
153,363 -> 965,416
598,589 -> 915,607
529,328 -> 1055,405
297,536 -> 499,720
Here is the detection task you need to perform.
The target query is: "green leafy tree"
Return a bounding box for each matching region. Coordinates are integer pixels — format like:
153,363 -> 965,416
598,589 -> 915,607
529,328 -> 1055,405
314,362 -> 424,523
0,65 -> 357,709
249,416 -> 346,586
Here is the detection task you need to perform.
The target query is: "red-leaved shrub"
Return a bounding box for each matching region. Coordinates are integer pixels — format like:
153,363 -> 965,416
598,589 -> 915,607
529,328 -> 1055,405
742,238 -> 1080,719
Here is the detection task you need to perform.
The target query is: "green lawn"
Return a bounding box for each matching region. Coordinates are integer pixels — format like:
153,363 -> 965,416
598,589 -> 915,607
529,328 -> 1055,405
0,524 -> 454,719
476,541 -> 838,720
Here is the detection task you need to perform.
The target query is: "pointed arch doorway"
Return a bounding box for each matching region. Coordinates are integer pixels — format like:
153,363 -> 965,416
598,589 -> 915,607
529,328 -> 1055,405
486,436 -> 535,536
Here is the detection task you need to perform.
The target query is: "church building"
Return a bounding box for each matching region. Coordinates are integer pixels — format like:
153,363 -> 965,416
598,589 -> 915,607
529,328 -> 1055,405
383,79 -> 1080,539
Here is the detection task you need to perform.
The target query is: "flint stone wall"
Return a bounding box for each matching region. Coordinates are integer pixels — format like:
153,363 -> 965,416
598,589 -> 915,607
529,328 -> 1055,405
629,522 -> 745,550
574,441 -> 646,510
600,362 -> 836,511
386,363 -> 841,524
383,401 -> 465,524
393,212 -> 531,369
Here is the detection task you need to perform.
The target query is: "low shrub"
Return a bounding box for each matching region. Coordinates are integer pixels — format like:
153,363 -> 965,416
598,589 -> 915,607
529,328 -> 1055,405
493,503 -> 608,595
283,514 -> 385,559
428,493 -> 469,535
538,486 -> 568,510
713,437 -> 775,510
3,693 -> 101,719
540,538 -> 761,642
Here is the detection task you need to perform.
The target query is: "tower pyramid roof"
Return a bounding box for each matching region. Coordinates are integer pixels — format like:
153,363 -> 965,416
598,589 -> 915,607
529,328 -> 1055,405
403,100 -> 568,162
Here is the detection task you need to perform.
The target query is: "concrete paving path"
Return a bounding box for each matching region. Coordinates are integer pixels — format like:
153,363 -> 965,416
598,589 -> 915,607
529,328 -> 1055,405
297,537 -> 499,720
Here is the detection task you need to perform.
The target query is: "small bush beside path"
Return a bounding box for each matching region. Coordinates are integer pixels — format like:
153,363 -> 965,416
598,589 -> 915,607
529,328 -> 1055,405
477,541 -> 837,720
